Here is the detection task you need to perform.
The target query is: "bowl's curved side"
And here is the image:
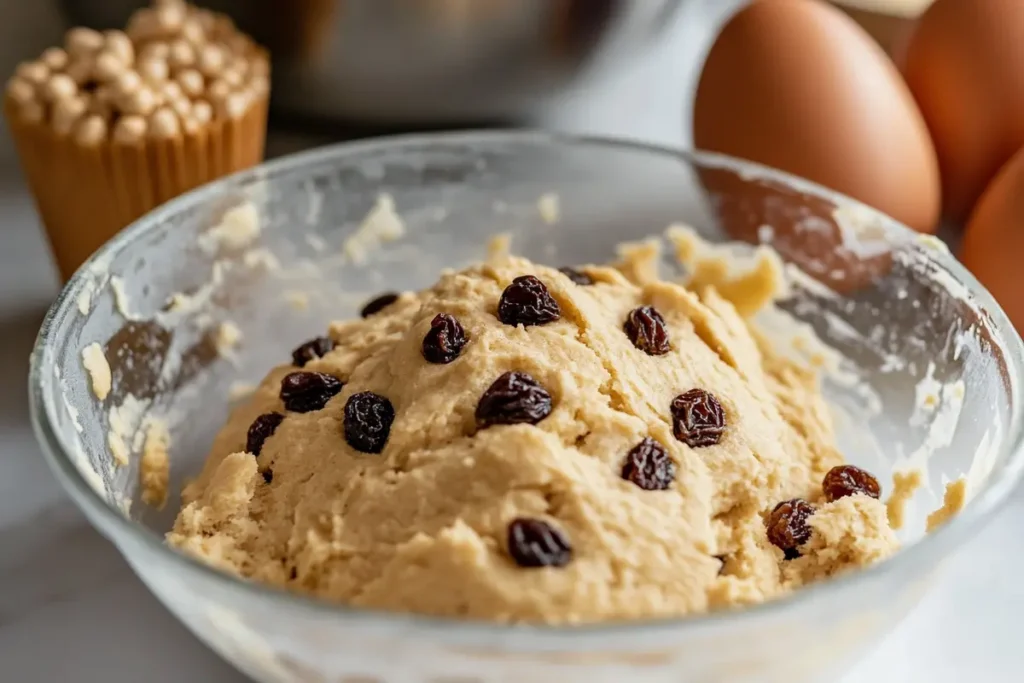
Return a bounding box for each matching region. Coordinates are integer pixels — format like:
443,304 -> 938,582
28,130 -> 1024,682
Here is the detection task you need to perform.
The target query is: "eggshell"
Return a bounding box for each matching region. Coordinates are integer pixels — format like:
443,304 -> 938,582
902,0 -> 1024,221
694,0 -> 941,234
961,146 -> 1024,331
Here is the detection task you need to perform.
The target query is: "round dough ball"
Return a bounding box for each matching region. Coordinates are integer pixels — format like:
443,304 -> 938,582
92,51 -> 127,82
15,61 -> 49,86
65,27 -> 103,58
40,47 -> 68,72
138,58 -> 170,84
103,30 -> 135,64
6,79 -> 36,106
176,68 -> 204,98
168,39 -> 196,70
113,114 -> 147,143
74,114 -> 108,145
52,95 -> 87,135
113,70 -> 143,97
64,59 -> 94,86
191,99 -> 213,125
140,41 -> 170,62
43,74 -> 77,102
149,106 -> 180,138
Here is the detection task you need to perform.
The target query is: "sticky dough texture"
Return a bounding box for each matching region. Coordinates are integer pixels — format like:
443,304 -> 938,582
168,254 -> 898,622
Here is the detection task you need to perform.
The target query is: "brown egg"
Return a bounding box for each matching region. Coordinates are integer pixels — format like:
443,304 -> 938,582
902,0 -> 1024,222
961,146 -> 1024,332
694,0 -> 940,234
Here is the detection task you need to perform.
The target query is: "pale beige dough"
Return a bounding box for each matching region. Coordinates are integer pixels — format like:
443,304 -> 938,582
140,419 -> 171,509
886,469 -> 924,530
81,342 -> 111,401
537,192 -> 560,225
198,203 -> 261,254
169,251 -> 898,623
342,193 -> 405,264
926,478 -> 968,532
213,320 -> 242,357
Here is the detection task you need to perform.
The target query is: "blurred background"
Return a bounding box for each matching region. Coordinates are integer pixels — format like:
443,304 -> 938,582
0,0 -> 932,161
0,0 -> 710,163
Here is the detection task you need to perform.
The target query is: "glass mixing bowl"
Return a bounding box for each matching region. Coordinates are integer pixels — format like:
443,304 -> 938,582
29,131 -> 1024,683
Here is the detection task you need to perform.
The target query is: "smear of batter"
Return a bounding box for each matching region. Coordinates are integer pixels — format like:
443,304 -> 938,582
342,194 -> 406,265
285,291 -> 310,311
109,275 -> 136,320
214,321 -> 243,358
886,469 -> 924,531
81,343 -> 111,401
140,419 -> 171,509
107,394 -> 149,468
199,203 -> 261,254
537,193 -> 560,225
926,478 -> 968,532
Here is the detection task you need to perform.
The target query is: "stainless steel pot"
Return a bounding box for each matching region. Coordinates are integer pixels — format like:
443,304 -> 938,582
60,0 -> 684,124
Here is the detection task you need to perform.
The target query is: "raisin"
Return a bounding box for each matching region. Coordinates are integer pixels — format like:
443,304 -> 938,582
343,391 -> 395,454
475,371 -> 552,428
262,469 -> 273,484
624,306 -> 671,355
280,371 -> 343,413
497,275 -> 561,326
291,336 -> 334,367
766,499 -> 816,556
361,292 -> 399,318
559,266 -> 593,286
822,465 -> 881,502
246,412 -> 285,456
671,389 -> 726,448
422,313 -> 467,364
507,518 -> 572,568
621,437 -> 676,490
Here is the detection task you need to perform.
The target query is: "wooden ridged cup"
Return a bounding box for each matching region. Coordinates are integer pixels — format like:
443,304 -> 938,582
5,93 -> 268,282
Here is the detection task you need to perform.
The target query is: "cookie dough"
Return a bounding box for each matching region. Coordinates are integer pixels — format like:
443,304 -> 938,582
168,251 -> 898,623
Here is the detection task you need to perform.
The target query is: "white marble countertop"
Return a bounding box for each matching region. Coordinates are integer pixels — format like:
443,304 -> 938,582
1,2 -> 1022,680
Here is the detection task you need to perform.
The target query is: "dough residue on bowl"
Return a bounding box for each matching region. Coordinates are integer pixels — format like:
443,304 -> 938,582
81,342 -> 111,401
107,394 -> 149,467
140,418 -> 171,509
342,194 -> 406,265
885,469 -> 924,530
537,192 -> 560,225
926,478 -> 968,532
198,204 -> 262,254
213,321 -> 243,358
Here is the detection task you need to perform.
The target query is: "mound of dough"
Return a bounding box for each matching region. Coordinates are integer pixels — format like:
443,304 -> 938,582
168,251 -> 897,623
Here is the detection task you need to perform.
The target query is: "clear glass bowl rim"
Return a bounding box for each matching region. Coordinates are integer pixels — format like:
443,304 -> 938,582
28,129 -> 1024,649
